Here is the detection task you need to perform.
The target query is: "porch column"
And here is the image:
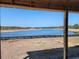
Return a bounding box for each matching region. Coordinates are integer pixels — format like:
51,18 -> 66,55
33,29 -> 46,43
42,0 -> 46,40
64,10 -> 68,59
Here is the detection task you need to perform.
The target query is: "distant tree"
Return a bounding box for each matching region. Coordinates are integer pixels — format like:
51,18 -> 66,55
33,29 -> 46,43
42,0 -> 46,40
73,24 -> 79,29
68,25 -> 73,29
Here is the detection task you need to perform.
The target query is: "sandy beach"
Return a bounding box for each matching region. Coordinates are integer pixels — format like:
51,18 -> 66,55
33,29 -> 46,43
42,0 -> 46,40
1,29 -> 79,32
68,29 -> 79,32
0,29 -> 31,32
1,37 -> 79,59
0,29 -> 44,32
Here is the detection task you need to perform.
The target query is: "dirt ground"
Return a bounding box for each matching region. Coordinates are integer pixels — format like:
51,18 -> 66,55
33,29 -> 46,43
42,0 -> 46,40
1,37 -> 79,59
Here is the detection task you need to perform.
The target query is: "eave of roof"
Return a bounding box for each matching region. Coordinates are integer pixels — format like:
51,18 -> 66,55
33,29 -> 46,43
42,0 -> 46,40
0,0 -> 79,12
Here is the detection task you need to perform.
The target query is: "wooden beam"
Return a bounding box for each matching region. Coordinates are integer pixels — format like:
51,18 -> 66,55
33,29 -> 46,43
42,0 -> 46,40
0,3 -> 79,12
0,4 -> 65,12
0,40 -> 1,59
0,0 -> 79,11
64,10 -> 68,59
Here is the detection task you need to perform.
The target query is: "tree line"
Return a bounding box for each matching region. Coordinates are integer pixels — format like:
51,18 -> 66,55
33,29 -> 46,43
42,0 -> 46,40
68,24 -> 79,29
0,26 -> 26,30
0,24 -> 79,30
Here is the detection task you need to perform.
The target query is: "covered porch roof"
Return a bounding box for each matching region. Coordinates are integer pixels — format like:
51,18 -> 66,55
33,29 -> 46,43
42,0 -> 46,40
0,0 -> 79,12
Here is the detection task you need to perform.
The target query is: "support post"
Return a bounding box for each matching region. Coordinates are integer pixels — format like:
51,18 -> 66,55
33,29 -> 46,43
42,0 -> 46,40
64,10 -> 68,59
12,0 -> 14,4
0,40 -> 1,59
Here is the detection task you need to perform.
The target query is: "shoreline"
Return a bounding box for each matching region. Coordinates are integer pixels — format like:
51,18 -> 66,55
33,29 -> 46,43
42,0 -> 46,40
68,29 -> 79,32
0,28 -> 79,32
0,29 -> 35,32
1,35 -> 79,40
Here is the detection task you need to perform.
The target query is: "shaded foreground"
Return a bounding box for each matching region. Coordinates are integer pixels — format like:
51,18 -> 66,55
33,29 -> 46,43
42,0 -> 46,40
1,37 -> 79,59
24,46 -> 79,59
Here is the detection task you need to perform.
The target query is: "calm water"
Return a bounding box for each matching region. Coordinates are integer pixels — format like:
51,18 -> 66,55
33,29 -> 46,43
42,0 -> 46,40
0,29 -> 76,38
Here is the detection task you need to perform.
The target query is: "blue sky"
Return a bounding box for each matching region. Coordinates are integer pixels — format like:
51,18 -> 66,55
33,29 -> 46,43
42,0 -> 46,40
0,7 -> 79,27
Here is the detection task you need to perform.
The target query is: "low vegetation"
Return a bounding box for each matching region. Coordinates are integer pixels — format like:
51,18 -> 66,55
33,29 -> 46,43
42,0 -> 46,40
68,24 -> 79,29
0,24 -> 79,30
0,26 -> 30,30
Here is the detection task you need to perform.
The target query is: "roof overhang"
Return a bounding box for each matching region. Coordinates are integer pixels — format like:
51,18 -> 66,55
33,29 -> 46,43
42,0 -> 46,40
0,0 -> 79,12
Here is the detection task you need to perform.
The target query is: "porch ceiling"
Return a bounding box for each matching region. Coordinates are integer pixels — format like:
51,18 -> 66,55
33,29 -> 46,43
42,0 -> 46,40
0,0 -> 79,12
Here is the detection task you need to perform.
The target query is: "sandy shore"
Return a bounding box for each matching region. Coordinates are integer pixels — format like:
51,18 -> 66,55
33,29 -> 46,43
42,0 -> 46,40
68,29 -> 79,32
1,29 -> 79,33
1,37 -> 79,59
57,28 -> 79,32
0,29 -> 34,32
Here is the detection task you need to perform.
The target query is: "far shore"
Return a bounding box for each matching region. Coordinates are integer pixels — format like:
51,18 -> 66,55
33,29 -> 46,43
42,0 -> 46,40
0,28 -> 79,32
68,29 -> 79,32
0,29 -> 35,32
